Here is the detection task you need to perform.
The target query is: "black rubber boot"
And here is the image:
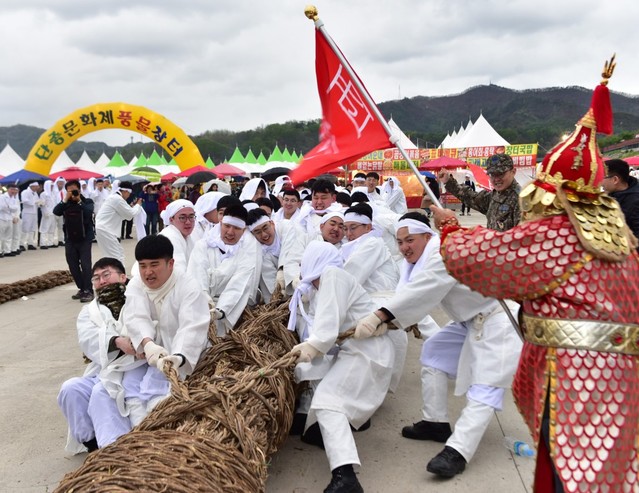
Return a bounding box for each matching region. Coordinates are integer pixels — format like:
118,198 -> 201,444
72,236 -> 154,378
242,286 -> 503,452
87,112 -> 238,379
426,446 -> 467,478
324,464 -> 364,493
401,420 -> 452,442
83,438 -> 99,453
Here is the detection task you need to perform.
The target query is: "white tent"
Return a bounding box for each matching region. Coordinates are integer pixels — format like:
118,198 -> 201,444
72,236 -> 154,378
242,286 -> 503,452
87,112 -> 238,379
0,144 -> 25,176
49,150 -> 77,174
93,152 -> 111,173
388,117 -> 417,150
75,151 -> 95,173
454,113 -> 509,148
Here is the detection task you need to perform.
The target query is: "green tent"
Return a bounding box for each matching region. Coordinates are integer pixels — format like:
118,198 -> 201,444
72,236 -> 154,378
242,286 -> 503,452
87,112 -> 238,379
132,153 -> 148,168
146,150 -> 164,167
268,144 -> 284,163
282,147 -> 293,162
245,148 -> 258,164
228,146 -> 245,164
105,151 -> 128,168
205,156 -> 216,169
257,151 -> 268,165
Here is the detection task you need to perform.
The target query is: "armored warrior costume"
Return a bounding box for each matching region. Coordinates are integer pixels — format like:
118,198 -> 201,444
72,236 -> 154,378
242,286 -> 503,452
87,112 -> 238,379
435,58 -> 639,492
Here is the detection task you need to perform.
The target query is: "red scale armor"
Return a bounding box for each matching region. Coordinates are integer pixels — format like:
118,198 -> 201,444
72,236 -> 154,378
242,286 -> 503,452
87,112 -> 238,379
441,215 -> 639,492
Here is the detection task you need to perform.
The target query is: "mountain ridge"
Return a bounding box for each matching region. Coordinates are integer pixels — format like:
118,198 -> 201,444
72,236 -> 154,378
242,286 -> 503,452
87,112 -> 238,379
1,84 -> 638,164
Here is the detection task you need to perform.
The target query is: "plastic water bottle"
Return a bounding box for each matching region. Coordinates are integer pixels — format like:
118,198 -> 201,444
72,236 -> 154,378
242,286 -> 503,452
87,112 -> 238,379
503,436 -> 534,457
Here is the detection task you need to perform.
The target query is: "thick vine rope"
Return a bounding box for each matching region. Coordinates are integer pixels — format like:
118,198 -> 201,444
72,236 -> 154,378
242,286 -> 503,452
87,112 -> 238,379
0,270 -> 74,304
54,295 -> 298,493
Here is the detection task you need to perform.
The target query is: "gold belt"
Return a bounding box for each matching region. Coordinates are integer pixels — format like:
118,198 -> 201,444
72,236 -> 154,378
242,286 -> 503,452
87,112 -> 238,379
521,314 -> 639,356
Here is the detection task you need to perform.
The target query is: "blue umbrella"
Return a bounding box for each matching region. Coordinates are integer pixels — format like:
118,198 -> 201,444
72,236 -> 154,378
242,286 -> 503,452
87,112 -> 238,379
0,169 -> 49,185
419,170 -> 436,178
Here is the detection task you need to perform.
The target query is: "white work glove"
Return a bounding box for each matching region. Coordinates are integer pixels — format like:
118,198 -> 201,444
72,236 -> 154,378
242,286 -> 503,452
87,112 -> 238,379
276,270 -> 286,293
144,341 -> 169,367
291,277 -> 301,291
157,354 -> 184,373
213,308 -> 225,320
354,313 -> 388,339
290,341 -> 322,364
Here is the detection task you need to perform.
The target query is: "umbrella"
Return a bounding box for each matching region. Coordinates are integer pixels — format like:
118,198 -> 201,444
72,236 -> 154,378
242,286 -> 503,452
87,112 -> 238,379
112,173 -> 149,184
0,169 -> 49,185
212,162 -> 247,178
185,170 -> 217,185
419,170 -> 436,178
178,165 -> 212,177
419,156 -> 467,170
50,166 -> 103,181
130,166 -> 161,182
259,166 -> 293,182
162,172 -> 180,181
171,177 -> 188,187
203,179 -> 232,195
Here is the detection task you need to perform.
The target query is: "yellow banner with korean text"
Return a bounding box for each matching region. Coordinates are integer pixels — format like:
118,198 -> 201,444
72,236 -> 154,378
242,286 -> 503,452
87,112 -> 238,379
24,102 -> 205,174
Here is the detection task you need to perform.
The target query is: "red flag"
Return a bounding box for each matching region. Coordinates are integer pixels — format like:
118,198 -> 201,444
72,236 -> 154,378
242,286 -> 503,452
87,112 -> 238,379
466,162 -> 492,190
290,30 -> 393,184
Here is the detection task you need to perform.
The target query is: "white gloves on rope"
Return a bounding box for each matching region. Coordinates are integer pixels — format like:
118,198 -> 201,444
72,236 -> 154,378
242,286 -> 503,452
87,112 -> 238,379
157,354 -> 183,373
290,341 -> 322,364
213,308 -> 225,320
276,270 -> 286,294
143,341 -> 169,367
354,313 -> 388,339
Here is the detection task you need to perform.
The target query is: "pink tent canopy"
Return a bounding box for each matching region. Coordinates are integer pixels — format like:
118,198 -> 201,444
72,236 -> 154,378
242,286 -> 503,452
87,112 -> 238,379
50,166 -> 103,180
212,162 -> 246,177
419,156 -> 467,170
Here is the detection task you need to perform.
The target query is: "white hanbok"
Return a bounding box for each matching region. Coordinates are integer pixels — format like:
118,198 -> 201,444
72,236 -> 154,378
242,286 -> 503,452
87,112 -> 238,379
38,181 -> 57,246
20,187 -> 39,245
383,235 -> 522,462
297,267 -> 395,470
57,300 -> 125,453
95,192 -> 142,263
380,177 -> 408,214
187,231 -> 261,335
0,192 -> 20,254
159,224 -> 195,274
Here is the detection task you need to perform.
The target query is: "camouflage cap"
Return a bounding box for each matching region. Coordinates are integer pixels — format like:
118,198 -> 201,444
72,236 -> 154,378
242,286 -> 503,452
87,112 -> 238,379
486,154 -> 514,175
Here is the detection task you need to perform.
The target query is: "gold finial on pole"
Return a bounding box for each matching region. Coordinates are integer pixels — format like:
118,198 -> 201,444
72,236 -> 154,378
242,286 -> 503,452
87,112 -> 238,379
304,5 -> 319,21
601,54 -> 616,85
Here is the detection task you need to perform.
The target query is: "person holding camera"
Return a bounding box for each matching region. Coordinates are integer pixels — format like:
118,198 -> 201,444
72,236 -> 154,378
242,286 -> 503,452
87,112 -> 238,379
53,180 -> 95,302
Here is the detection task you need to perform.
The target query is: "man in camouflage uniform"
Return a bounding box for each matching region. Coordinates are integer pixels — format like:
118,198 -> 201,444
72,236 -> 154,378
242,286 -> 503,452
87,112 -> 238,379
438,154 -> 520,231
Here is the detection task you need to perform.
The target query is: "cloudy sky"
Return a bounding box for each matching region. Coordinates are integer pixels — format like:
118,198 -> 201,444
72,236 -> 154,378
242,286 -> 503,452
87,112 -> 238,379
0,0 -> 637,147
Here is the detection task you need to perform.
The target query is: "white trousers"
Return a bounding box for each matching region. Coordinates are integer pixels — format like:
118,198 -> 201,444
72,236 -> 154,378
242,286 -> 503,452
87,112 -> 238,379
0,219 -> 12,254
316,409 -> 360,471
39,214 -> 56,246
58,375 -> 100,443
21,213 -> 38,246
55,215 -> 64,243
10,219 -> 21,251
96,229 -> 125,265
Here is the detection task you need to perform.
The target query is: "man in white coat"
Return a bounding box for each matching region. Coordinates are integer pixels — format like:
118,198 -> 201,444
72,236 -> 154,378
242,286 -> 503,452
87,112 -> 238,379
91,178 -> 110,216
158,199 -> 197,274
90,235 -> 210,446
355,211 -> 522,479
57,257 -> 133,453
0,185 -> 21,257
380,176 -> 408,214
95,181 -> 143,265
20,182 -> 41,250
38,180 -> 57,249
191,191 -> 227,243
246,208 -> 299,302
187,204 -> 261,336
288,241 -> 395,493
296,179 -> 343,235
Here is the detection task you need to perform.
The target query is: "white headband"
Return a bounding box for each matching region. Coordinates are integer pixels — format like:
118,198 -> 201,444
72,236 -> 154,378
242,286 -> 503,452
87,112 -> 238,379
119,187 -> 132,193
222,215 -> 246,229
320,211 -> 344,224
344,212 -> 372,225
396,218 -> 437,236
248,215 -> 271,232
162,199 -> 194,224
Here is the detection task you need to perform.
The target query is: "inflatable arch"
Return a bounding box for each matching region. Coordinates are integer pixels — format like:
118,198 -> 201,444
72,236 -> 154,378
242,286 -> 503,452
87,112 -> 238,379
24,102 -> 205,174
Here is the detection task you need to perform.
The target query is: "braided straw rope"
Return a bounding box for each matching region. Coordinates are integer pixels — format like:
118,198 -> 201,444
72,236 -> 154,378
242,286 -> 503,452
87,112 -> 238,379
0,270 -> 74,305
55,292 -> 299,493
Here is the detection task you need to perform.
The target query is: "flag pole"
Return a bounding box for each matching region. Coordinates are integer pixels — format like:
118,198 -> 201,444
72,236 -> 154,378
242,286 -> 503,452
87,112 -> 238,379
304,5 -> 442,208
